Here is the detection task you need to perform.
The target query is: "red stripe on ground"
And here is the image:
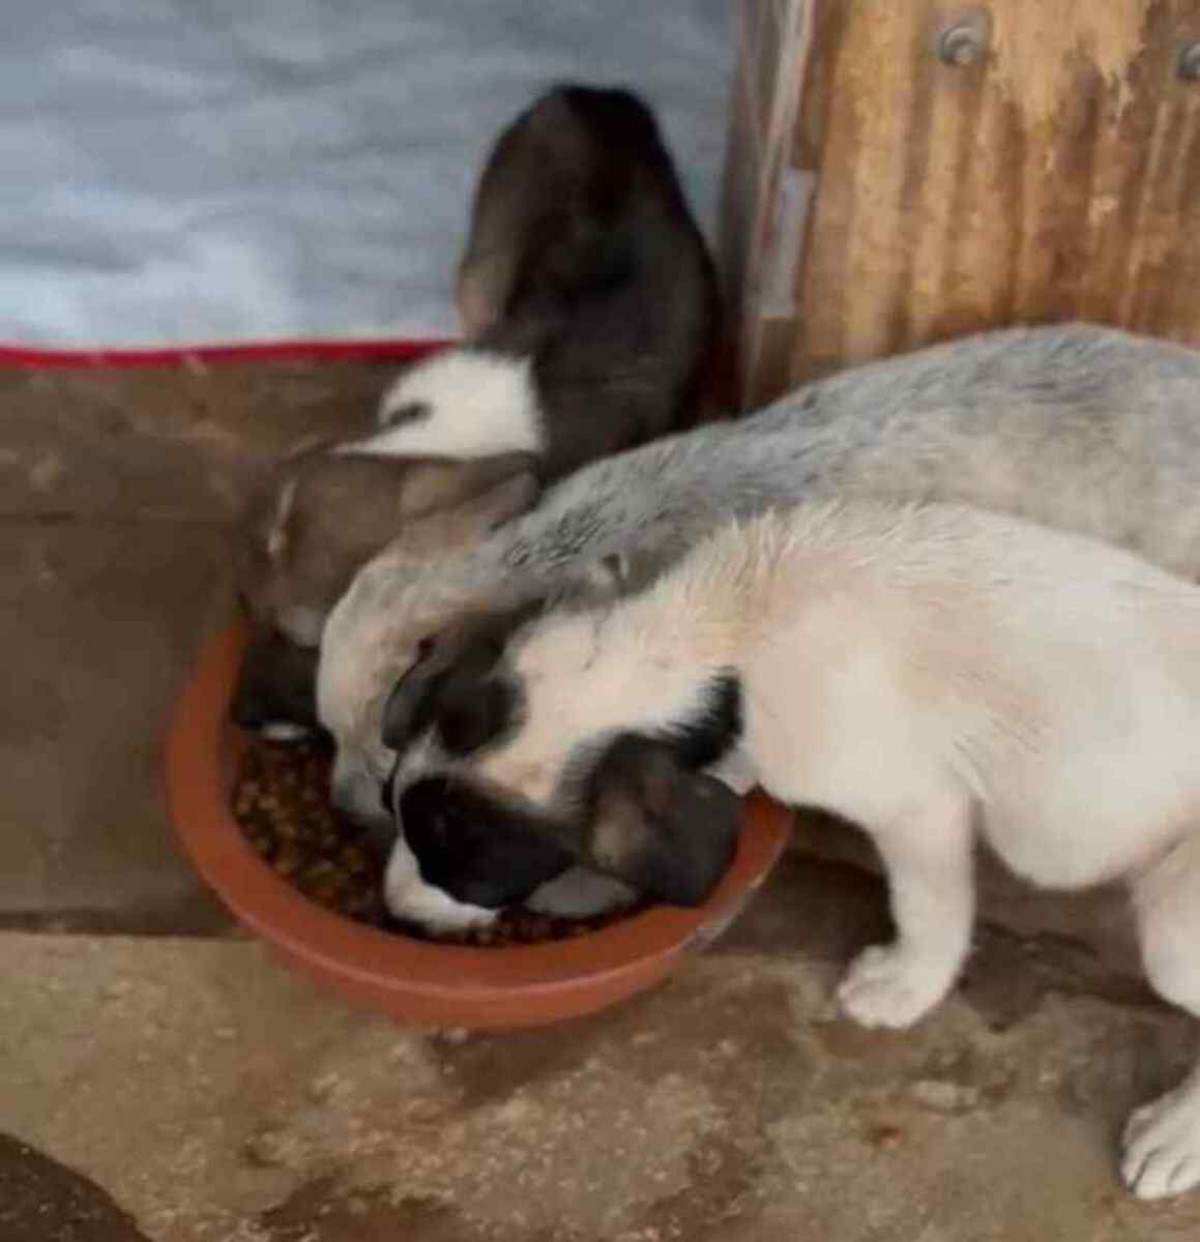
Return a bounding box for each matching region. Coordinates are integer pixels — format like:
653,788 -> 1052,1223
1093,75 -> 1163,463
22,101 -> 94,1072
0,338 -> 452,368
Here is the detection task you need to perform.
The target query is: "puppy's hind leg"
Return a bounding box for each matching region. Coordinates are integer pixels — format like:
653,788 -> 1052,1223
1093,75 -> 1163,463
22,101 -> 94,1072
1123,832 -> 1200,1200
837,787 -> 975,1030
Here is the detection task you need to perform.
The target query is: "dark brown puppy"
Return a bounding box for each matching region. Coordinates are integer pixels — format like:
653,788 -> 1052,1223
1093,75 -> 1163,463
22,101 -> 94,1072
452,84 -> 723,471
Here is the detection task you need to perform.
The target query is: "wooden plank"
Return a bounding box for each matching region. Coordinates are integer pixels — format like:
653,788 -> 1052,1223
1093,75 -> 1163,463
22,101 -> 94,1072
731,0 -> 1200,399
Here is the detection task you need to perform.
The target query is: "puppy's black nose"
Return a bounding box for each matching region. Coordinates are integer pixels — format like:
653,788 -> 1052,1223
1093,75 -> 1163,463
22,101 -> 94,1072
398,775 -> 453,826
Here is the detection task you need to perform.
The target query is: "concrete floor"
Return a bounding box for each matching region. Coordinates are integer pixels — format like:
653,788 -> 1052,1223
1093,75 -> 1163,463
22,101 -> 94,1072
2,362 -> 1199,1240
0,361 -> 384,934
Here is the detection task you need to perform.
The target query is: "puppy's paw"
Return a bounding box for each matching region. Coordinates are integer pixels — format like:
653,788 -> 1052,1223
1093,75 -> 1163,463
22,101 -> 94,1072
1121,1088 -> 1200,1199
836,944 -> 953,1030
524,867 -> 637,918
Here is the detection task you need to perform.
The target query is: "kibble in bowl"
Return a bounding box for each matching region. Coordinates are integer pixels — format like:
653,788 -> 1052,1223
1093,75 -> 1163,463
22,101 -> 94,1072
233,739 -> 387,924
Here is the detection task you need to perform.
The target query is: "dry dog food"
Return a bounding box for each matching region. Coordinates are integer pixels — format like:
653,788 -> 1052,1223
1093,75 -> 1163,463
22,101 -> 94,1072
231,737 -> 637,945
233,739 -> 388,924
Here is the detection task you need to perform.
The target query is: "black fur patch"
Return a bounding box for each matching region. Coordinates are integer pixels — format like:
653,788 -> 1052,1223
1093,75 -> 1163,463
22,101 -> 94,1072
381,604 -> 540,758
400,775 -> 575,908
468,83 -> 720,486
231,629 -> 323,736
379,400 -> 432,430
382,628 -> 498,752
657,672 -> 742,770
380,659 -> 444,752
379,766 -> 397,814
435,674 -> 523,759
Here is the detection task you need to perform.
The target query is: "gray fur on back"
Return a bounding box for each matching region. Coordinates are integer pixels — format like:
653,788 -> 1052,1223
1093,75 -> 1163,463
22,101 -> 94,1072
487,323 -> 1200,587
323,323 -> 1200,769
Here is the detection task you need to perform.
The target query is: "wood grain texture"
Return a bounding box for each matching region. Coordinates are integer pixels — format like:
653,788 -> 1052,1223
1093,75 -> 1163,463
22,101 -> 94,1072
740,0 -> 1200,398
722,0 -> 815,407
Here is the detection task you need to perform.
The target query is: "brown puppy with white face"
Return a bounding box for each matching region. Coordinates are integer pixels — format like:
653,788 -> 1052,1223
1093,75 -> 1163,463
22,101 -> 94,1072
231,449 -> 537,738
357,84 -> 719,484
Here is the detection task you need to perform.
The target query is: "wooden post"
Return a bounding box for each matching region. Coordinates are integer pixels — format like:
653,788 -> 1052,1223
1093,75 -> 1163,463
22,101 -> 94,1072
723,0 -> 1200,407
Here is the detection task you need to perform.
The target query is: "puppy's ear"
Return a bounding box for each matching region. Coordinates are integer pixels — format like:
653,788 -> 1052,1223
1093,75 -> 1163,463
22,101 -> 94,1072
379,607 -> 531,755
577,552 -> 630,598
582,735 -> 741,906
572,548 -> 662,603
389,453 -> 540,525
361,453 -> 539,561
380,645 -> 447,752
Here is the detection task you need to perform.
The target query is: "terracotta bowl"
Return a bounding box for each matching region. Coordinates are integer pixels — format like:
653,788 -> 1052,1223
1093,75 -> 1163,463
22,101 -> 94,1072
167,623 -> 791,1030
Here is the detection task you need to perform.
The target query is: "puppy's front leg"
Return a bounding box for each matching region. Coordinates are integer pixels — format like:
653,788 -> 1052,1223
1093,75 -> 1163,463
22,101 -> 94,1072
837,789 -> 974,1029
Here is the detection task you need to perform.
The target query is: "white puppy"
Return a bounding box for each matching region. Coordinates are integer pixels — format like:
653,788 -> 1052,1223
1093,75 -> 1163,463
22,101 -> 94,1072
386,499 -> 1200,1200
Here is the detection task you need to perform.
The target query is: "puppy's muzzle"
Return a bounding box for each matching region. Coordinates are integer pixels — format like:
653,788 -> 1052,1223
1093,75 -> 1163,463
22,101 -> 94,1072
400,775 -> 576,910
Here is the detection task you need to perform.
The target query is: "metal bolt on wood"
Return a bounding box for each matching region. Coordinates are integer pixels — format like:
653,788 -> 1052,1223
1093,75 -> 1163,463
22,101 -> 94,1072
939,24 -> 987,67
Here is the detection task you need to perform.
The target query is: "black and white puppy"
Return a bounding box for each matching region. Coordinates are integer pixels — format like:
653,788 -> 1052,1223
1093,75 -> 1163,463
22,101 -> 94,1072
381,499 -> 1200,1202
347,83 -> 721,482
381,602 -> 744,911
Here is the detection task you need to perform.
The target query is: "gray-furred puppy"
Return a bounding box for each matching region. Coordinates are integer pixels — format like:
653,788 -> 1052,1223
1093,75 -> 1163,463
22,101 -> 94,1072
318,323 -> 1200,907
347,84 -> 720,480
232,82 -> 718,736
384,499 -> 1200,1201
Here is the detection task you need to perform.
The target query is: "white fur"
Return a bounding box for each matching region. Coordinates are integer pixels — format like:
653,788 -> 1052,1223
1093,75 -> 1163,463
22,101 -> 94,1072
522,869 -> 638,918
383,833 -> 496,933
265,476 -> 298,561
276,603 -> 326,650
257,721 -> 311,744
343,349 -> 543,460
408,500 -> 1200,1199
